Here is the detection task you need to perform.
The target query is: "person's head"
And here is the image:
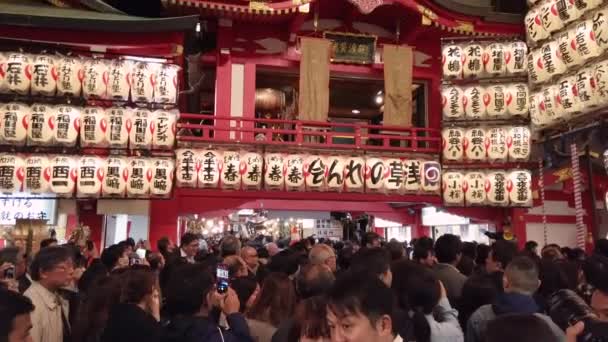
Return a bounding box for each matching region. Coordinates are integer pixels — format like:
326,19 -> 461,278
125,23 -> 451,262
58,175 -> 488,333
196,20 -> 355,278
413,237 -> 435,267
592,289 -> 608,322
337,245 -> 354,271
296,264 -> 336,300
541,244 -> 564,261
30,246 -> 74,290
247,272 -> 296,327
125,237 -> 136,251
434,234 -> 462,265
537,259 -> 570,299
485,314 -> 557,342
475,244 -> 490,268
82,240 -> 95,259
402,266 -> 441,342
180,233 -> 200,258
350,248 -> 392,287
458,272 -> 503,328
231,276 -> 259,313
386,241 -> 405,261
0,289 -> 34,342
503,256 -> 540,295
583,254 -> 608,293
461,241 -> 477,260
120,268 -> 159,315
157,237 -> 175,256
267,249 -> 301,277
240,246 -> 259,270
309,244 -> 337,273
486,240 -> 518,273
326,272 -> 396,342
289,296 -> 331,342
219,235 -> 242,258
72,275 -> 123,341
100,244 -> 129,271
524,241 -> 539,255
146,252 -> 165,271
164,263 -> 215,317
40,238 -> 58,249
361,232 -> 381,249
266,242 -> 280,257
0,247 -> 27,279
77,259 -> 109,293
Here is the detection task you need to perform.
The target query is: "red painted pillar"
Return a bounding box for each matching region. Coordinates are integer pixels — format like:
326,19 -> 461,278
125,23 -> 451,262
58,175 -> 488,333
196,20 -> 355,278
242,62 -> 256,141
215,21 -> 234,140
148,197 -> 180,251
511,208 -> 527,250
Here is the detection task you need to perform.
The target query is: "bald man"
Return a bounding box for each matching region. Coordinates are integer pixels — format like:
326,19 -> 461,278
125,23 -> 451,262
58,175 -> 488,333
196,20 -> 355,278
309,243 -> 337,273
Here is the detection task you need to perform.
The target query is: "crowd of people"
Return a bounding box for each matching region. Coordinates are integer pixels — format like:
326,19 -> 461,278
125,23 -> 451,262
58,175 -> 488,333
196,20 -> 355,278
1,231 -> 608,342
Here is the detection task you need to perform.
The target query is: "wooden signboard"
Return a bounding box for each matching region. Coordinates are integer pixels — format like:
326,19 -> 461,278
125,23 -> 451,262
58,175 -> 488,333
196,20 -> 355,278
323,32 -> 376,64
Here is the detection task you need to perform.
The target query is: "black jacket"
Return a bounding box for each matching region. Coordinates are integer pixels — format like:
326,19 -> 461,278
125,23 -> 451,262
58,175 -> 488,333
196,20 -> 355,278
163,313 -> 253,342
101,303 -> 162,342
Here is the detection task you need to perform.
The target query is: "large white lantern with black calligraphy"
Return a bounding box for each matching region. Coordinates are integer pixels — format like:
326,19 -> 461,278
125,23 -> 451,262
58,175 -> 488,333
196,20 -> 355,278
1,103 -> 29,146
557,29 -> 583,69
127,157 -> 152,197
505,83 -> 529,117
150,158 -> 174,197
285,154 -> 305,191
505,41 -> 528,75
576,67 -> 601,109
106,107 -> 131,148
56,56 -> 83,97
264,153 -> 285,190
463,85 -> 487,120
103,156 -> 128,197
383,158 -> 404,194
0,154 -> 24,194
27,103 -> 54,146
540,40 -> 567,80
0,53 -> 7,94
131,61 -> 156,103
487,127 -> 508,162
129,109 -> 153,150
421,161 -> 441,193
77,156 -> 105,197
594,60 -> 608,102
4,53 -> 31,95
538,87 -> 558,125
462,43 -> 484,79
528,48 -> 550,85
442,44 -> 463,79
176,149 -> 198,188
539,0 -> 563,34
442,127 -> 464,162
442,85 -> 464,120
463,171 -> 486,206
107,59 -> 132,102
50,155 -> 78,196
575,20 -> 603,62
199,149 -> 221,189
344,156 -> 364,192
155,64 -> 180,104
529,91 -> 546,129
557,0 -> 581,24
592,9 -> 608,50
152,110 -> 177,150
525,7 -> 550,43
464,127 -> 487,162
508,170 -> 532,207
486,85 -> 508,119
557,76 -> 582,117
442,171 -> 464,206
82,58 -> 109,100
485,171 -> 508,206
24,155 -> 50,194
325,156 -> 345,192
220,150 -> 242,190
241,151 -> 263,190
31,55 -> 57,97
54,105 -> 80,146
304,155 -> 326,191
483,43 -> 506,76
364,157 -> 386,193
81,107 -> 108,147
403,159 -> 422,193
507,126 -> 531,162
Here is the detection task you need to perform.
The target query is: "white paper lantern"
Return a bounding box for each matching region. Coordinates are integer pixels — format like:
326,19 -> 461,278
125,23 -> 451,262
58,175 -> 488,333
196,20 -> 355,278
383,158 -> 404,193
463,85 -> 487,120
220,150 -> 242,190
403,159 -> 422,192
127,157 -> 152,197
462,43 -> 484,78
548,84 -> 568,122
0,53 -> 7,94
442,85 -> 465,120
557,29 -> 584,68
155,64 -> 180,104
575,20 -> 603,61
82,58 -> 109,99
576,67 -> 601,109
24,155 -> 51,194
107,59 -> 133,102
4,53 -> 31,95
325,156 -> 345,192
304,155 -> 326,191
507,126 -> 532,161
592,9 -> 608,50
442,44 -> 463,79
442,171 -> 464,206
56,56 -> 83,97
27,103 -> 54,146
131,61 -> 156,103
525,8 -> 550,43
54,105 -> 80,146
538,86 -> 558,125
556,75 -> 583,116
364,157 -> 386,192
129,108 -> 153,150
556,0 -> 581,24
151,110 -> 177,149
102,156 -> 128,197
486,85 -> 508,118
50,155 -> 78,196
464,127 -> 487,161
344,156 -> 365,192
106,107 -> 131,148
1,103 -> 29,146
583,0 -> 603,11
175,149 -> 199,188
505,41 -> 528,75
505,83 -> 529,117
529,91 -> 546,128
150,158 -> 174,197
539,0 -> 564,34
199,149 -> 221,189
485,171 -> 509,206
528,48 -> 550,85
285,154 -> 305,191
80,106 -> 108,147
463,171 -> 486,206
595,60 -> 608,104
264,153 -> 285,190
442,128 -> 464,162
487,127 -> 508,162
241,151 -> 263,190
0,154 -> 25,193
421,161 -> 441,193
508,170 -> 532,207
77,156 -> 105,197
483,43 -> 507,76
539,40 -> 567,79
30,55 -> 57,96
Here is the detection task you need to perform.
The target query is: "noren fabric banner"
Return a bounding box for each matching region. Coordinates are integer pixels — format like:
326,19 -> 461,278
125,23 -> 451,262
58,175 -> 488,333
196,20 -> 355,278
383,44 -> 413,127
298,38 -> 331,122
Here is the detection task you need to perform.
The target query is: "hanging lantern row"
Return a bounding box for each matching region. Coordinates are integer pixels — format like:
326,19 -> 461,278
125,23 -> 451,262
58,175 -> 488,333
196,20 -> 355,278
0,102 -> 177,150
442,126 -> 531,162
442,83 -> 530,121
442,169 -> 533,207
441,41 -> 528,80
0,52 -> 180,105
0,154 -> 174,198
176,148 -> 442,195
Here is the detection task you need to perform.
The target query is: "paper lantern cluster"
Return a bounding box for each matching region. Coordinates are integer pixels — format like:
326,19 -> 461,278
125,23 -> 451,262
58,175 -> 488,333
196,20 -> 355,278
0,102 -> 177,149
442,169 -> 533,207
442,126 -> 531,162
0,153 -> 174,198
442,83 -> 530,121
441,41 -> 528,79
176,149 -> 442,195
0,52 -> 180,105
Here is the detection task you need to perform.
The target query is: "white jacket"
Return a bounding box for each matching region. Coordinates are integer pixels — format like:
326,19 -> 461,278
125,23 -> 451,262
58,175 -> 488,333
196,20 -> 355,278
24,281 -> 69,342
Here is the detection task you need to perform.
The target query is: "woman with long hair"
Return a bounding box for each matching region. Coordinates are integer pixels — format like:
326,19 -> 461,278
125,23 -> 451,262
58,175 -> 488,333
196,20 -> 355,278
287,296 -> 330,342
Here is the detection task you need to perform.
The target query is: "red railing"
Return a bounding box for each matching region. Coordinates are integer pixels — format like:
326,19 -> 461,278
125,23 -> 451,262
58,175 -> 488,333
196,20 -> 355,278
177,114 -> 441,154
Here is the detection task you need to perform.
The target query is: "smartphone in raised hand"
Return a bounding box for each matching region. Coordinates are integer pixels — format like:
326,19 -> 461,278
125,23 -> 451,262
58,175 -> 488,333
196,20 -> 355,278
216,264 -> 230,294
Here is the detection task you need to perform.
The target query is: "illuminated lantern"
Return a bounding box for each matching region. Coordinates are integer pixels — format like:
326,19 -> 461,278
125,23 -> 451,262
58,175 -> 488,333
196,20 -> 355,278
539,0 -> 564,34
557,75 -> 583,116
131,61 -> 156,103
442,127 -> 464,162
538,86 -> 558,125
549,84 -> 567,123
421,161 -> 441,193
56,56 -> 83,97
0,154 -> 25,193
106,107 -> 131,148
507,126 -> 532,161
464,127 -> 487,161
525,8 -> 550,43
129,108 -> 153,150
442,85 -> 464,120
151,110 -> 177,149
442,171 -> 464,206
592,9 -> 608,50
0,52 -> 7,93
1,102 -> 29,146
102,156 -> 128,197
508,170 -> 533,207
528,48 -> 550,85
285,154 -> 305,191
529,91 -> 545,129
486,85 -> 508,118
505,41 -> 528,75
462,43 -> 484,79
264,153 -> 285,190
364,157 -> 386,192
594,59 -> 608,102
463,171 -> 486,206
463,85 -> 487,120
4,53 -> 31,95
557,29 -> 583,69
344,156 -> 365,192
485,171 -> 508,206
199,149 -> 221,189
54,105 -> 80,146
442,44 -> 463,79
155,64 -> 180,104
576,67 -> 601,109
24,155 -> 51,194
556,0 -> 581,24
483,43 -> 507,76
487,127 -> 508,162
241,151 -> 263,190
584,0 -> 603,10
505,83 -> 529,117
540,40 -> 567,79
80,106 -> 108,147
127,157 -> 152,197
575,20 -> 603,61
107,59 -> 133,102
77,156 -> 105,197
383,158 -> 404,194
325,155 -> 345,192
304,155 -> 326,191
30,55 -> 57,96
27,103 -> 54,146
82,58 -> 109,99
220,150 -> 242,190
176,149 -> 199,188
403,159 -> 422,193
50,155 -> 78,196
150,158 -> 175,197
